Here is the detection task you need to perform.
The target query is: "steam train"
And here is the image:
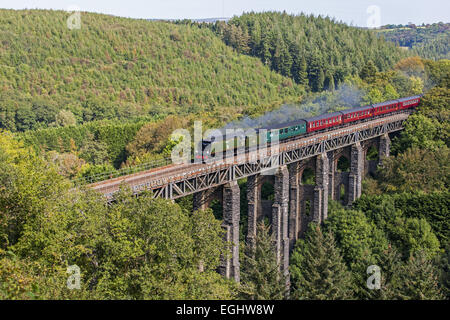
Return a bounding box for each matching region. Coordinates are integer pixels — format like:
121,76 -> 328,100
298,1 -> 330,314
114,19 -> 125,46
195,95 -> 422,162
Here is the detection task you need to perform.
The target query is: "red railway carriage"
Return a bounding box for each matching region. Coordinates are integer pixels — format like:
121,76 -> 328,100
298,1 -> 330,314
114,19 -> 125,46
372,99 -> 399,116
398,95 -> 422,109
306,111 -> 343,133
341,105 -> 373,124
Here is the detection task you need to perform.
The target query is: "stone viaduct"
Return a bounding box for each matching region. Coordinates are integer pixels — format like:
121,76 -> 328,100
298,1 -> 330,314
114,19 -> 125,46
191,133 -> 391,283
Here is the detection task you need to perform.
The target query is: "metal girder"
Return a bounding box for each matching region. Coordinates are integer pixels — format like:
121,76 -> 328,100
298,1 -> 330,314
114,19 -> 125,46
104,116 -> 408,202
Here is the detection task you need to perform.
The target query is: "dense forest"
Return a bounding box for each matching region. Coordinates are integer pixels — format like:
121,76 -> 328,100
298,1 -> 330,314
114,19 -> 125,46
202,12 -> 406,91
0,9 -> 448,300
0,9 -> 305,133
377,23 -> 450,60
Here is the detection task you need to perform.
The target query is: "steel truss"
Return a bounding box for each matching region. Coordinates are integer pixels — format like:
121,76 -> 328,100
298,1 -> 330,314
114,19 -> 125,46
104,116 -> 407,201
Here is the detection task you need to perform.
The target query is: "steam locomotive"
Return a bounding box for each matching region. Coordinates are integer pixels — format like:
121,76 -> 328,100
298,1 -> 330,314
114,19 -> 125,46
195,95 -> 422,162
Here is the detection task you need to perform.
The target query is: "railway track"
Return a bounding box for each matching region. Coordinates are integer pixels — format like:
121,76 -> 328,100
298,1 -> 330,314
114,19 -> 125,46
88,111 -> 410,198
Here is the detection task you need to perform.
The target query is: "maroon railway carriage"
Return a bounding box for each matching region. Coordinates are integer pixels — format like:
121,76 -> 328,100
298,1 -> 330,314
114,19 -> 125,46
398,95 -> 422,110
372,99 -> 399,116
306,111 -> 343,133
340,105 -> 373,124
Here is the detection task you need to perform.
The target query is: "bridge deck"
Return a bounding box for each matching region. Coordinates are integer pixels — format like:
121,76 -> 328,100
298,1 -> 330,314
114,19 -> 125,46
89,112 -> 409,199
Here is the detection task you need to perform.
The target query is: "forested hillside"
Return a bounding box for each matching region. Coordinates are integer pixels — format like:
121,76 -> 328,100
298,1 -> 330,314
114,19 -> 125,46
200,12 -> 406,91
377,23 -> 450,60
0,7 -> 448,300
0,9 -> 304,132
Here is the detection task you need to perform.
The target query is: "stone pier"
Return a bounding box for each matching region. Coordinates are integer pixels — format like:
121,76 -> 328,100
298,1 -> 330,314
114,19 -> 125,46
348,142 -> 363,205
220,181 -> 240,282
288,162 -> 300,252
327,151 -> 336,201
313,153 -> 329,222
246,174 -> 261,248
378,134 -> 391,166
272,165 -> 290,278
193,188 -> 218,212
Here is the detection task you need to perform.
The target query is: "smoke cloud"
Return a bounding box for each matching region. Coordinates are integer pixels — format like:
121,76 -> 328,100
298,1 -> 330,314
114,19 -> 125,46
223,84 -> 365,130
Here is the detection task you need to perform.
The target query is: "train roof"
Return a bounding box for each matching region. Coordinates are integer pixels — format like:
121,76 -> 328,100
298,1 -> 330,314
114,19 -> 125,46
397,95 -> 423,102
340,105 -> 373,115
305,111 -> 343,122
257,118 -> 307,130
204,128 -> 258,142
372,99 -> 399,107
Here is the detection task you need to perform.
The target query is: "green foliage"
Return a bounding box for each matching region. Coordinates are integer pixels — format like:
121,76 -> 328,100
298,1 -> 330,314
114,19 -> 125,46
239,223 -> 287,300
354,192 -> 449,246
19,119 -> 147,167
290,223 -> 354,300
423,59 -> 450,88
77,163 -> 116,180
125,115 -> 188,160
360,60 -> 378,81
0,132 -> 69,250
378,147 -> 449,193
377,23 -> 450,60
387,217 -> 441,259
394,114 -> 445,152
55,110 -> 77,127
212,12 -> 405,92
324,202 -> 389,267
436,242 -> 450,298
390,250 -> 444,299
0,9 -> 304,133
79,133 -> 110,165
0,131 -> 233,299
89,189 -> 232,299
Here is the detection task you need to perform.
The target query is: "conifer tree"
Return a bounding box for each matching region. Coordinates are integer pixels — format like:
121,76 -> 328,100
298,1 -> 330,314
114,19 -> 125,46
360,60 -> 378,81
356,245 -> 403,300
296,56 -> 309,88
239,223 -> 287,300
316,68 -> 325,92
290,223 -> 354,300
436,242 -> 450,299
325,71 -> 335,91
391,250 -> 444,300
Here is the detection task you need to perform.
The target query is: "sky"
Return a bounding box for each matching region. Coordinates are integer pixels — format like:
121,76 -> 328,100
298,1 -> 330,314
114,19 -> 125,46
1,0 -> 449,26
